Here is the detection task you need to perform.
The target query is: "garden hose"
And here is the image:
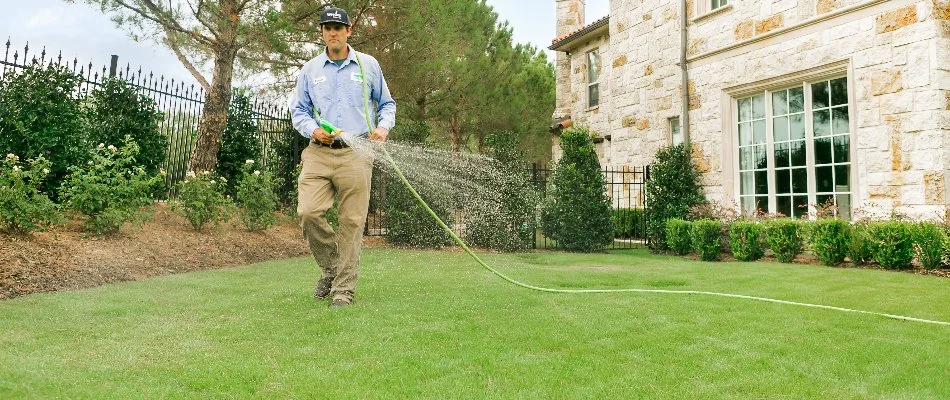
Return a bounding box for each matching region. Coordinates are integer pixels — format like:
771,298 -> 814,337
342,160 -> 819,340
350,51 -> 949,327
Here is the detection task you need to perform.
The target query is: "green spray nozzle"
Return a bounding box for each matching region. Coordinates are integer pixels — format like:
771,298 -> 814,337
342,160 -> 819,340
318,118 -> 340,136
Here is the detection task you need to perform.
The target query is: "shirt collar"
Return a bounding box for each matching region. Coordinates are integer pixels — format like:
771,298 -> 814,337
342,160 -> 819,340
318,44 -> 357,67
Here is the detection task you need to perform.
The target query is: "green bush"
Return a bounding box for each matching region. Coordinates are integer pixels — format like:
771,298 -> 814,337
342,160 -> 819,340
384,120 -> 452,248
729,221 -> 765,262
465,130 -> 538,252
763,219 -> 804,263
235,160 -> 281,231
60,137 -> 163,235
868,221 -> 915,270
808,219 -> 849,266
174,171 -> 233,231
665,219 -> 693,255
645,143 -> 705,251
0,154 -> 61,235
217,90 -> 263,196
847,222 -> 873,266
0,64 -> 88,199
86,78 -> 166,174
613,208 -> 646,239
691,219 -> 722,261
540,127 -> 613,252
913,222 -> 946,270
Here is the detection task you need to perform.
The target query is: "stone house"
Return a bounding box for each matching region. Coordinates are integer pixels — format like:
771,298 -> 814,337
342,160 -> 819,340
550,0 -> 950,219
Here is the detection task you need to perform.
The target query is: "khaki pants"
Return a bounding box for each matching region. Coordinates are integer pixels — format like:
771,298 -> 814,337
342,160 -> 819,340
297,144 -> 373,302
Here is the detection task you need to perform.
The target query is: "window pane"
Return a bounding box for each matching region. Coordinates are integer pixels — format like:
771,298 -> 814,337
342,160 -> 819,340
836,194 -> 851,219
835,165 -> 850,191
773,91 -> 788,116
815,137 -> 832,165
776,169 -> 791,194
753,119 -> 766,144
790,114 -> 805,140
833,135 -> 850,163
812,81 -> 830,109
756,196 -> 770,214
790,141 -> 807,167
816,166 -> 834,192
741,172 -> 754,195
831,77 -> 848,106
589,84 -> 599,107
755,170 -> 768,194
739,122 -> 751,146
775,142 -> 789,168
741,197 -> 756,216
740,147 -> 753,170
752,95 -> 765,119
754,145 -> 767,170
776,196 -> 791,217
739,98 -> 751,122
832,107 -> 849,135
792,196 -> 808,218
817,194 -> 833,210
588,52 -> 599,82
814,109 -> 831,137
789,87 -> 804,113
792,168 -> 807,193
773,116 -> 789,142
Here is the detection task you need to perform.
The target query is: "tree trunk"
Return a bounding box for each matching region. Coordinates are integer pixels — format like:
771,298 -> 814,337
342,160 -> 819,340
189,52 -> 236,173
450,113 -> 461,153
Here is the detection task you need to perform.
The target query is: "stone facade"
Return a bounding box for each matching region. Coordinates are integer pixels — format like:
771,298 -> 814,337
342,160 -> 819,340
552,0 -> 950,218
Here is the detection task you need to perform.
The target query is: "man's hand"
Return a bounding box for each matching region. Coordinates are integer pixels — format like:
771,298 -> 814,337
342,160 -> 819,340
311,127 -> 335,144
369,127 -> 389,142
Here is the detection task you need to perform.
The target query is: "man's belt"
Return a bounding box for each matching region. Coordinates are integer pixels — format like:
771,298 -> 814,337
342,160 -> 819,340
314,140 -> 349,149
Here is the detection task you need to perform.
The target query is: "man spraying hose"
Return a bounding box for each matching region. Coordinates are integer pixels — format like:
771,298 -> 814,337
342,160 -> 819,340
291,6 -> 396,308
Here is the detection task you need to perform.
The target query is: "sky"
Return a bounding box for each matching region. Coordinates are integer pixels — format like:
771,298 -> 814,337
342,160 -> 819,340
1,0 -> 610,85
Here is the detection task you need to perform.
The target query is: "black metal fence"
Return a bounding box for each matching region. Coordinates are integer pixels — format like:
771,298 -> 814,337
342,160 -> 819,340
1,38 -> 297,191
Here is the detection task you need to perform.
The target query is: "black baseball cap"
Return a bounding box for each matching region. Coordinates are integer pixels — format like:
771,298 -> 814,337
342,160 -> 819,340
320,7 -> 351,26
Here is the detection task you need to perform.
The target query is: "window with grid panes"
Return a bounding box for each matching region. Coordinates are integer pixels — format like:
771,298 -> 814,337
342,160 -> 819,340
734,77 -> 852,218
711,0 -> 728,11
587,50 -> 600,108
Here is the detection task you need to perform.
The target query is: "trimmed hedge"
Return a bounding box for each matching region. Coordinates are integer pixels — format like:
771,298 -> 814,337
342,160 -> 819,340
691,219 -> 722,261
847,222 -> 874,266
645,143 -> 705,250
763,218 -> 804,263
913,222 -> 946,270
729,221 -> 765,262
613,208 -> 646,239
665,219 -> 693,255
869,221 -> 915,270
808,219 -> 848,266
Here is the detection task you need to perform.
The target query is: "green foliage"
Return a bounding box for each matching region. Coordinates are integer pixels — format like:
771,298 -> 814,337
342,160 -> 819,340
266,124 -> 308,208
385,121 -> 452,248
235,161 -> 281,231
464,131 -> 538,252
217,90 -> 262,195
665,219 -> 693,255
174,171 -> 233,231
763,219 -> 804,263
729,221 -> 765,262
613,208 -> 646,239
0,63 -> 88,198
0,154 -> 61,235
86,78 -> 166,174
645,143 -> 706,250
846,222 -> 874,266
60,137 -> 163,235
912,222 -> 946,270
808,219 -> 849,266
690,219 -> 723,261
867,221 -> 915,270
540,127 -> 613,252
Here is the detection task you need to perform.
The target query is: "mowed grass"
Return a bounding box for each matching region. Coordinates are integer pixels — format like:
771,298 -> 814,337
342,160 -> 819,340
1,249 -> 948,399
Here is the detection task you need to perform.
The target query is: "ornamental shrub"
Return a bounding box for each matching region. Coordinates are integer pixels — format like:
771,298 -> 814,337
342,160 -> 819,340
868,221 -> 914,270
645,143 -> 705,251
217,90 -> 262,196
174,171 -> 234,231
808,219 -> 848,266
60,137 -> 163,235
913,222 -> 946,270
665,218 -> 693,255
763,218 -> 804,263
846,221 -> 873,266
729,221 -> 765,262
613,208 -> 646,239
691,219 -> 722,261
86,78 -> 166,174
0,64 -> 89,199
540,126 -> 613,252
0,154 -> 61,235
235,160 -> 281,231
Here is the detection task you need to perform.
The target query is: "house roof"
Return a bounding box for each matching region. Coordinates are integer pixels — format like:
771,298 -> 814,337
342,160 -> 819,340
549,15 -> 610,52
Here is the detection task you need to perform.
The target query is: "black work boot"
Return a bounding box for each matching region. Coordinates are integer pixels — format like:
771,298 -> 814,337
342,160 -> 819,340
313,276 -> 333,300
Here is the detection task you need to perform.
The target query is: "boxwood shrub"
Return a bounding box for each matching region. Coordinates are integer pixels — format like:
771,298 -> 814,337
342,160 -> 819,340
729,221 -> 765,262
763,218 -> 804,263
691,219 -> 722,261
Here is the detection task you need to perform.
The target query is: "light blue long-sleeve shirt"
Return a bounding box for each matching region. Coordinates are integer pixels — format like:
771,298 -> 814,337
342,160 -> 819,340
291,45 -> 396,140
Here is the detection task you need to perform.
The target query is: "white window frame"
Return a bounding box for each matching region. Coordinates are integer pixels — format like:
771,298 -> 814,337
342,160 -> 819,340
694,0 -> 733,22
669,116 -> 683,145
587,49 -> 600,109
730,73 -> 855,219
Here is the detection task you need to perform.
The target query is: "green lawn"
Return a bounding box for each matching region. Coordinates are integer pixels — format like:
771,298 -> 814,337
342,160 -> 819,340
2,249 -> 948,399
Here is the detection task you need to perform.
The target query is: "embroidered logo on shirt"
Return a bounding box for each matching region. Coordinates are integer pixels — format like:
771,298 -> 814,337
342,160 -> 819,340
351,72 -> 364,83
313,76 -> 327,84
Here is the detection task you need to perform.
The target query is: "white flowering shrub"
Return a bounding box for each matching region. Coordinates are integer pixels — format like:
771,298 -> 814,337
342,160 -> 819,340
59,136 -> 163,235
173,170 -> 233,231
235,160 -> 281,231
0,153 -> 62,234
